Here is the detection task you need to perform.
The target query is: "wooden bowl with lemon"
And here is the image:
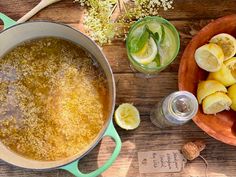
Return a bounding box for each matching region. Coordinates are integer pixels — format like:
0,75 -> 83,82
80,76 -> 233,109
179,14 -> 236,146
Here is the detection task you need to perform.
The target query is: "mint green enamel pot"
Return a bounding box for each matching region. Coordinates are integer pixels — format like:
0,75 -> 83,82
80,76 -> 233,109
0,13 -> 121,177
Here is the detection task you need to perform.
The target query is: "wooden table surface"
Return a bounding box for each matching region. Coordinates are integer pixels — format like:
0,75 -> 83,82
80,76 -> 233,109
1,0 -> 236,177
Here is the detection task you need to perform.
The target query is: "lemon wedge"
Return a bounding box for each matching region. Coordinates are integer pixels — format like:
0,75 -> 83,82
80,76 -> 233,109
208,63 -> 236,87
131,37 -> 158,65
114,103 -> 140,130
210,33 -> 236,61
228,84 -> 236,111
194,43 -> 224,72
202,92 -> 232,114
197,80 -> 227,104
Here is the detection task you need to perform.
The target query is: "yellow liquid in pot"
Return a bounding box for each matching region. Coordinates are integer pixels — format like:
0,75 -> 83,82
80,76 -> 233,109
0,38 -> 108,161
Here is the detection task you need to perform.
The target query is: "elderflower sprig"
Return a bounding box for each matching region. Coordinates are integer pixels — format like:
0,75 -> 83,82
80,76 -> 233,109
75,0 -> 174,45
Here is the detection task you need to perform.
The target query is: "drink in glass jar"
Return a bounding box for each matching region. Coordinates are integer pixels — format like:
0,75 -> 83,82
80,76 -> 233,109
126,16 -> 180,76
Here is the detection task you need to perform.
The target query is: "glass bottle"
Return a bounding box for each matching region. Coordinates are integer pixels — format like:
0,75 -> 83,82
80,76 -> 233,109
150,91 -> 198,128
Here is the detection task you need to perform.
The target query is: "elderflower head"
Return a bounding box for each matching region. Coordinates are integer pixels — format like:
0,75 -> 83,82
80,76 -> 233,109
75,0 -> 174,45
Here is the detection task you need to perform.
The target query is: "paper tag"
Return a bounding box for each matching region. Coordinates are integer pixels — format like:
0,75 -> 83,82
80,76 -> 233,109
138,150 -> 186,173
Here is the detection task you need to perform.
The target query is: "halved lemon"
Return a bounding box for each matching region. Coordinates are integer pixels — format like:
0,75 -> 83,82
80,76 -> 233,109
208,63 -> 236,87
210,33 -> 236,61
224,57 -> 236,79
228,84 -> 236,111
197,80 -> 227,104
114,103 -> 140,130
202,92 -> 232,114
194,43 -> 224,72
131,37 -> 158,65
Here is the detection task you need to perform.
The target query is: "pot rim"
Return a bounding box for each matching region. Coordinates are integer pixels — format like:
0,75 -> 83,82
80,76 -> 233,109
0,21 -> 116,170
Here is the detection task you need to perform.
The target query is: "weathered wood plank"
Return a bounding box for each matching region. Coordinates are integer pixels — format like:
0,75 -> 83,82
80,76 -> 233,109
114,73 -> 178,115
0,0 -> 85,24
0,0 -> 236,23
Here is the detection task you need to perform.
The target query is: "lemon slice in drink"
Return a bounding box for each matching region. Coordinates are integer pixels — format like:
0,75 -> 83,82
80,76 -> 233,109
195,43 -> 224,72
210,33 -> 236,61
208,63 -> 236,87
202,92 -> 232,114
131,37 -> 158,65
228,84 -> 236,111
197,80 -> 227,104
114,103 -> 140,130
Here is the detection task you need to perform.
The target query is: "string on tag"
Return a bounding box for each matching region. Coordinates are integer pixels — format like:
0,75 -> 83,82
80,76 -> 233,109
199,155 -> 208,177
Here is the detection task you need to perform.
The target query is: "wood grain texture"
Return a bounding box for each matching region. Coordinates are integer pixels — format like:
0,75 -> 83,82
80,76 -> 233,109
1,0 -> 236,22
0,0 -> 236,177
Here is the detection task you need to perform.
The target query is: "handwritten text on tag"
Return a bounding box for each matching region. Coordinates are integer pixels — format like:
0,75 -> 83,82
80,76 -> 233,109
138,150 -> 186,173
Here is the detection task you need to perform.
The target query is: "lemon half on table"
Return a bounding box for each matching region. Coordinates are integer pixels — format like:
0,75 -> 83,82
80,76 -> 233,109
114,103 -> 140,130
194,43 -> 224,72
210,33 -> 236,61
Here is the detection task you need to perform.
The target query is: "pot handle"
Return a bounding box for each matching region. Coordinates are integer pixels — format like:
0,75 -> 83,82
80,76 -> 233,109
0,13 -> 16,30
60,121 -> 121,177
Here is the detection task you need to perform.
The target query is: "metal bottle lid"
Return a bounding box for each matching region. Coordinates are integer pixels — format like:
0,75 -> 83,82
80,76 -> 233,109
162,91 -> 198,125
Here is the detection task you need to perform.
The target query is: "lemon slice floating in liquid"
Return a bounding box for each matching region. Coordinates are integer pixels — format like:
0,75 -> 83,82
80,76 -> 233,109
194,43 -> 224,72
114,103 -> 140,130
197,80 -> 227,104
131,37 -> 158,65
210,33 -> 236,61
202,92 -> 232,114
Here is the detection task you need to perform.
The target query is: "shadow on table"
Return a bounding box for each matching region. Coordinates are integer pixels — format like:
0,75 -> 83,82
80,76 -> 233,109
100,118 -> 236,177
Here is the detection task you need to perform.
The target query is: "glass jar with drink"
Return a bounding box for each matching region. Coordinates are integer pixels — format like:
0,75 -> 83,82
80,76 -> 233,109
126,16 -> 180,76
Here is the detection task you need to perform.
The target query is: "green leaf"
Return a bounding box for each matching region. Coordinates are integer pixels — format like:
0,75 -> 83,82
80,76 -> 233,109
154,32 -> 160,42
153,32 -> 160,46
145,25 -> 159,46
153,53 -> 161,66
160,25 -> 165,44
129,26 -> 149,53
144,25 -> 161,67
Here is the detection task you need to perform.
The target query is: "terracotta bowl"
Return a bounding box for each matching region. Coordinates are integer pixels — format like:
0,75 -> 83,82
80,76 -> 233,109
178,14 -> 236,146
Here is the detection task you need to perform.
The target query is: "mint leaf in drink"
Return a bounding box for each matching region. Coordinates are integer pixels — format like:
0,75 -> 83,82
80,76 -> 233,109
144,25 -> 161,66
150,24 -> 165,44
129,26 -> 149,53
145,25 -> 160,46
160,25 -> 165,44
154,32 -> 160,43
154,53 -> 161,66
